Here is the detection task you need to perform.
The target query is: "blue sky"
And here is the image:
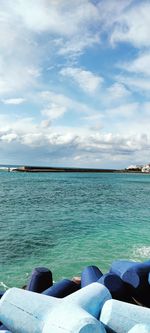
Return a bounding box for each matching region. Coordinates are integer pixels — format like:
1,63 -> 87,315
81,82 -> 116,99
0,0 -> 150,168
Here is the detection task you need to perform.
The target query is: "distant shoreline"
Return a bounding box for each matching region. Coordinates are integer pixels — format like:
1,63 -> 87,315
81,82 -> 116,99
7,165 -> 144,173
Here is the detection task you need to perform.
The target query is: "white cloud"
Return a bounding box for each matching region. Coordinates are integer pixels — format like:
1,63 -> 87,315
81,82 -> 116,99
14,0 -> 99,36
57,33 -> 100,57
110,2 -> 150,48
0,133 -> 18,143
0,62 -> 40,96
120,52 -> 150,76
41,119 -> 51,128
0,0 -> 150,167
106,102 -> 139,118
118,75 -> 150,94
0,109 -> 150,167
40,90 -> 98,117
37,91 -> 150,140
60,67 -> 103,93
0,0 -> 143,101
40,91 -> 71,121
40,91 -> 71,110
0,1 -> 41,96
2,98 -> 26,105
21,133 -> 46,146
42,104 -> 67,120
104,83 -> 131,104
97,0 -> 133,28
116,52 -> 150,95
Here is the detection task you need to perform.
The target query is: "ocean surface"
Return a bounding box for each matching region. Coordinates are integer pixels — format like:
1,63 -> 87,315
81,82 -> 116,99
0,170 -> 150,290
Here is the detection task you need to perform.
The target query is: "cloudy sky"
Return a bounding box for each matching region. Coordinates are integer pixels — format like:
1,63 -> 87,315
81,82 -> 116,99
0,0 -> 150,168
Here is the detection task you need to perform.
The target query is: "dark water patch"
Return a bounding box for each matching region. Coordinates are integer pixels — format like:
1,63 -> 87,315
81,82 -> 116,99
0,231 -> 56,264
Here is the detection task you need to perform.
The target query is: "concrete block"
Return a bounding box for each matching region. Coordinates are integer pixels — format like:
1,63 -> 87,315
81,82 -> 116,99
98,273 -> 132,302
65,281 -> 111,319
0,293 -> 5,300
43,305 -> 106,333
100,299 -> 150,333
0,287 -> 59,333
0,283 -> 110,333
128,324 -> 150,333
110,260 -> 150,306
0,325 -> 9,331
43,278 -> 79,297
26,267 -> 53,293
81,266 -> 103,288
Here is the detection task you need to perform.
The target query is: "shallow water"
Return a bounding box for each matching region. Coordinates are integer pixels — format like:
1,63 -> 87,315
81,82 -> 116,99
0,171 -> 150,289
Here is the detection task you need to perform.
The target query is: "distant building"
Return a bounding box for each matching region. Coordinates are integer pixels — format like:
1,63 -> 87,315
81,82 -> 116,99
127,165 -> 138,170
127,165 -> 142,171
142,164 -> 150,173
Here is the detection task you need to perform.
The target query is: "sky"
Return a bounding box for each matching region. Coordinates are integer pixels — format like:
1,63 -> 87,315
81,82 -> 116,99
0,0 -> 150,168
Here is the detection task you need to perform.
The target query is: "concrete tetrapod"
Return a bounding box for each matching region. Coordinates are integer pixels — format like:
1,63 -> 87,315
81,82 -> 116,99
0,324 -> 10,331
0,292 -> 5,299
43,278 -> 79,297
110,259 -> 150,306
0,282 -> 111,333
128,324 -> 150,333
43,305 -> 106,333
100,299 -> 150,333
81,266 -> 103,288
26,267 -> 53,293
98,273 -> 132,302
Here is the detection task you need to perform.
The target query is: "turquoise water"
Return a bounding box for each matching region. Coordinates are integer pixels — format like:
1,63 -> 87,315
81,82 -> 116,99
0,171 -> 150,290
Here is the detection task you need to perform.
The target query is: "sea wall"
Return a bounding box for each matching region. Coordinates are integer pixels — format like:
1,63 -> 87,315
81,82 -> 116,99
0,259 -> 150,332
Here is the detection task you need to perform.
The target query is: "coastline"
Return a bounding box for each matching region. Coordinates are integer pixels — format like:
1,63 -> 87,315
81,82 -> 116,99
7,165 -> 144,173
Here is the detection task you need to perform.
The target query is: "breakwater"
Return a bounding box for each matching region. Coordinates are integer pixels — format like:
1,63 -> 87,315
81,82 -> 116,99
0,259 -> 150,332
7,165 -> 144,173
10,165 -> 118,172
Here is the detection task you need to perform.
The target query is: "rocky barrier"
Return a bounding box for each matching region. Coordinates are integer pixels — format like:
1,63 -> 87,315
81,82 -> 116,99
0,259 -> 150,332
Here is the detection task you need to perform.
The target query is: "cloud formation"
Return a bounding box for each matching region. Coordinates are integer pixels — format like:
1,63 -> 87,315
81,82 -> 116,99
60,67 -> 103,94
1,98 -> 26,105
110,1 -> 150,48
0,0 -> 150,168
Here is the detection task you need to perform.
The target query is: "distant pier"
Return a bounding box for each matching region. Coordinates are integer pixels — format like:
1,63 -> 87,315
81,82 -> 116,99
11,166 -> 118,173
8,165 -> 145,173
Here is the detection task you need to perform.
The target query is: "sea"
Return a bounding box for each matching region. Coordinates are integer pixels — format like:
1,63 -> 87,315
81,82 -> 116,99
0,167 -> 150,291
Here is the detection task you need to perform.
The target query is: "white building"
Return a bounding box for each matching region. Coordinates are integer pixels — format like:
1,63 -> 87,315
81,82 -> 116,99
141,164 -> 150,173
